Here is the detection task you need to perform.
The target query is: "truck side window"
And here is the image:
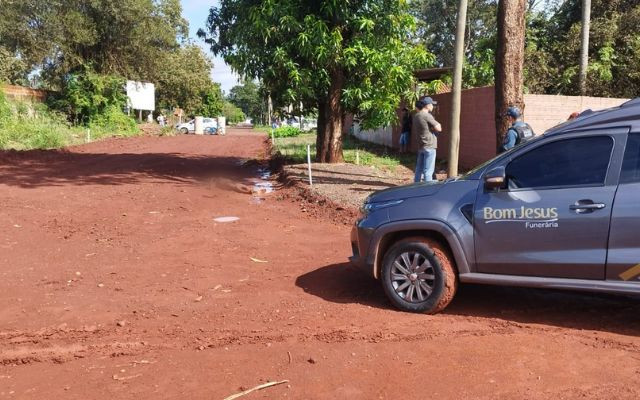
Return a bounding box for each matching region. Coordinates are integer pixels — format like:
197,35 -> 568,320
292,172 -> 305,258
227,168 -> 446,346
505,136 -> 613,190
620,134 -> 640,183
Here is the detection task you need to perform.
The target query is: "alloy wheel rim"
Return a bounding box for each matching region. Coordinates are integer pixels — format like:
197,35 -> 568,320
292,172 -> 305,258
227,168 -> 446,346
391,251 -> 436,303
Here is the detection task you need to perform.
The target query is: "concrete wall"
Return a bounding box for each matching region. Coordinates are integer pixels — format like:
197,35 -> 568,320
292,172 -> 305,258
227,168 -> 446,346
2,84 -> 51,102
351,87 -> 629,170
354,124 -> 395,147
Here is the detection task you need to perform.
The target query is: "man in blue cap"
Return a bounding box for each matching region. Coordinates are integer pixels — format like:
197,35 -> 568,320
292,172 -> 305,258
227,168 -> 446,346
413,96 -> 442,182
502,106 -> 535,152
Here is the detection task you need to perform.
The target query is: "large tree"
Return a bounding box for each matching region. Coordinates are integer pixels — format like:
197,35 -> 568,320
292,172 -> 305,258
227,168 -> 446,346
200,0 -> 430,162
525,0 -> 640,98
495,0 -> 527,151
153,45 -> 220,115
228,81 -> 266,124
0,0 -> 223,115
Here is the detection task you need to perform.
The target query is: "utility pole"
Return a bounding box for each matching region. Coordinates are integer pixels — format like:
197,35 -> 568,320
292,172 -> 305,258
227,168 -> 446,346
448,0 -> 469,178
579,0 -> 591,96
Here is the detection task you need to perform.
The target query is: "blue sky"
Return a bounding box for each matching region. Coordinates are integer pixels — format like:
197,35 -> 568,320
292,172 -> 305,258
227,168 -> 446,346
180,0 -> 239,93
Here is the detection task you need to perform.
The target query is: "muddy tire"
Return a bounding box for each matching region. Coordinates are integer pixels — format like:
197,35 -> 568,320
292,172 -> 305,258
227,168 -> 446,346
180,127 -> 189,135
381,237 -> 457,314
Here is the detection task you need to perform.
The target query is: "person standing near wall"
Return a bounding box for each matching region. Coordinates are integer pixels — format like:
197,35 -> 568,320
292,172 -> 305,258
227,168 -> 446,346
413,97 -> 442,182
399,107 -> 412,153
501,106 -> 534,152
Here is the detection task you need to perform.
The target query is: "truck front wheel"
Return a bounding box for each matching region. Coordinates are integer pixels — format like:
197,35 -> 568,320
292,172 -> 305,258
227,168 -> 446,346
381,237 -> 457,314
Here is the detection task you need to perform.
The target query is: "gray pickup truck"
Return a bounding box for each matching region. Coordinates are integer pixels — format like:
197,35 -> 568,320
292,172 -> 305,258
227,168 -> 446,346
350,99 -> 640,313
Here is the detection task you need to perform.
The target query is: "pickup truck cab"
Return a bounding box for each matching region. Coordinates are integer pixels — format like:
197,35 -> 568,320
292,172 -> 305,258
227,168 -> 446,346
350,99 -> 640,313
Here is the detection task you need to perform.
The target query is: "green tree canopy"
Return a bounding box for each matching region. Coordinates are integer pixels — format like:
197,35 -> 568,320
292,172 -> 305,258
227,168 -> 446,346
201,0 -> 432,162
227,80 -> 265,124
0,0 -> 221,116
410,0 -> 640,98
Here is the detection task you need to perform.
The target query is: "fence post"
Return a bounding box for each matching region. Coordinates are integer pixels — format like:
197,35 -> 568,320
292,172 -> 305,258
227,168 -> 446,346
307,144 -> 313,186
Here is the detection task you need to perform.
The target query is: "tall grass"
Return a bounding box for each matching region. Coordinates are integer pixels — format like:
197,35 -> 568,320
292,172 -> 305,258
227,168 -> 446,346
0,92 -> 139,150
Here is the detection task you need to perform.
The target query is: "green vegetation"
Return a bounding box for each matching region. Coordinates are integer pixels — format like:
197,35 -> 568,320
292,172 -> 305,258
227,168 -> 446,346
0,91 -> 139,150
0,0 -> 221,149
273,126 -> 303,138
1,0 -> 223,116
227,81 -> 266,124
222,102 -> 246,124
201,0 -> 431,162
273,132 -> 415,172
196,84 -> 225,118
411,0 -> 640,98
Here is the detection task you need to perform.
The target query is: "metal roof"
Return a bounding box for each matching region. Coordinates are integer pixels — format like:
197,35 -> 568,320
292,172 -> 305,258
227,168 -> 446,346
414,67 -> 452,82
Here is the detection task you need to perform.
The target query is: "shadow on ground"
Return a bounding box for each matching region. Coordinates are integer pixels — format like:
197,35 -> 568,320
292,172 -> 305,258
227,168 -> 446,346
0,150 -> 257,188
297,263 -> 640,336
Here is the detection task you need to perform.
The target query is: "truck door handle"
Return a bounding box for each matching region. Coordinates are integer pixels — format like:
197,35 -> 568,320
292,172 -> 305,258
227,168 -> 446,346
570,200 -> 606,212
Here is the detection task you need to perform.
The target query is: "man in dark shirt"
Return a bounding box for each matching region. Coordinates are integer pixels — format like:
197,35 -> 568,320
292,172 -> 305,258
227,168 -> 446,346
412,97 -> 442,182
399,107 -> 411,153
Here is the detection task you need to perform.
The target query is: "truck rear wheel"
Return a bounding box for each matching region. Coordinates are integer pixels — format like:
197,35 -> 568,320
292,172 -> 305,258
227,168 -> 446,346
381,237 -> 457,314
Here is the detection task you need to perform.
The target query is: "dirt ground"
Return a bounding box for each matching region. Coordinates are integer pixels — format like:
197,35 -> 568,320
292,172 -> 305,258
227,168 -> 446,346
283,163 -> 411,211
283,161 -> 447,212
2,128 -> 640,399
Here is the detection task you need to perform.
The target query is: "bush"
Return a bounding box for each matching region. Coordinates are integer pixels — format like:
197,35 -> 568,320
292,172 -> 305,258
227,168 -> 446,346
223,101 -> 245,124
273,126 -> 302,138
88,105 -> 138,138
0,106 -> 71,150
49,69 -> 128,125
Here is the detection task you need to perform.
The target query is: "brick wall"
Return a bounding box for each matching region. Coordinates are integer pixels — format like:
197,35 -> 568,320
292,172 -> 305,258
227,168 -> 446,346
430,87 -> 497,169
2,84 -> 51,102
350,87 -> 629,170
523,94 -> 628,134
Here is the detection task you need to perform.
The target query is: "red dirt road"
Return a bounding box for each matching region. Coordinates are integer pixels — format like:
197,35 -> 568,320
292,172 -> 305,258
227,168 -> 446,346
1,129 -> 640,399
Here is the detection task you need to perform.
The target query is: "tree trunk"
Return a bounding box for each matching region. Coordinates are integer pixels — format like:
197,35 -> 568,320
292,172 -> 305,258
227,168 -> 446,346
324,67 -> 345,163
579,0 -> 591,95
495,0 -> 526,153
315,100 -> 329,162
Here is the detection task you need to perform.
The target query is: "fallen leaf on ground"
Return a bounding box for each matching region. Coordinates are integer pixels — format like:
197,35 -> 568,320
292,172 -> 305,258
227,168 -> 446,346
250,257 -> 268,263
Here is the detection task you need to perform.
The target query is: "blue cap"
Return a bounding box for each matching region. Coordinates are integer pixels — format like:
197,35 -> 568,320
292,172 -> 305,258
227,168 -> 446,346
507,106 -> 521,118
421,96 -> 438,105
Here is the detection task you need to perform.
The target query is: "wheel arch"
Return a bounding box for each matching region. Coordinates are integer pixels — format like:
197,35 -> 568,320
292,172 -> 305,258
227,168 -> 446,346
369,220 -> 471,279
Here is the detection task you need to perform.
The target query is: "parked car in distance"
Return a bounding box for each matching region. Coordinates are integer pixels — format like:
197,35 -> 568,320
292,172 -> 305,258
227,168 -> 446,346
350,99 -> 640,314
176,118 -> 218,134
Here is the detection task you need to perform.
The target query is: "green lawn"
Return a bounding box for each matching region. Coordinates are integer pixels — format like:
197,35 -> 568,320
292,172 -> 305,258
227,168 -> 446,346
272,132 -> 416,172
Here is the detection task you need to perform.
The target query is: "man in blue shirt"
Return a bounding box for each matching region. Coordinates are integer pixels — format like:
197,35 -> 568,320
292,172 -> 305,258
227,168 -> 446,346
502,106 -> 534,152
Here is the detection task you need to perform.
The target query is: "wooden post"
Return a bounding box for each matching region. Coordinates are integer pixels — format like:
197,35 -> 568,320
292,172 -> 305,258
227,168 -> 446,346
307,145 -> 313,186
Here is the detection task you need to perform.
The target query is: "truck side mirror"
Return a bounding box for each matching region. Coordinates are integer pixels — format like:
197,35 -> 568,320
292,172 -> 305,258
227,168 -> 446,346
484,166 -> 506,190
